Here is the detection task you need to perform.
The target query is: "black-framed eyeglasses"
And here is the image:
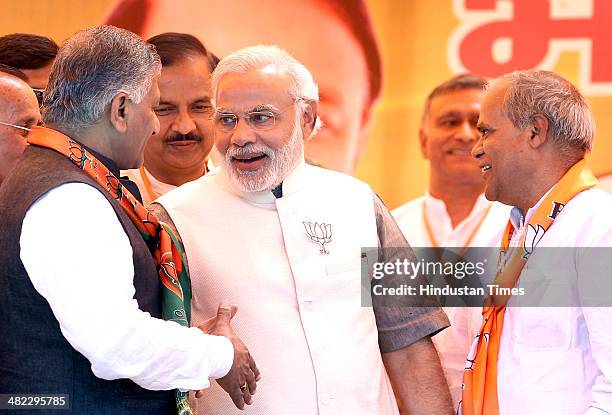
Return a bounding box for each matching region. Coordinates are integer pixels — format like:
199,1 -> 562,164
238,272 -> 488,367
32,88 -> 44,107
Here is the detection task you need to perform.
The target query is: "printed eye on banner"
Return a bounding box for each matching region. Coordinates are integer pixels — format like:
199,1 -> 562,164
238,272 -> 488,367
448,0 -> 612,95
303,221 -> 333,255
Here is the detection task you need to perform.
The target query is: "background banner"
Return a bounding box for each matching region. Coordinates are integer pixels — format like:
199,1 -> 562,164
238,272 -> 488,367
1,0 -> 609,207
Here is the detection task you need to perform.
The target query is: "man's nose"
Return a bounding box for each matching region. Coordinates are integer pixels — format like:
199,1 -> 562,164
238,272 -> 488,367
471,136 -> 484,159
172,109 -> 197,135
230,117 -> 257,146
457,120 -> 478,143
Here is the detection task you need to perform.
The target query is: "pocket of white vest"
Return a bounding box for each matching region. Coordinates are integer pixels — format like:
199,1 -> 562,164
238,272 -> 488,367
326,259 -> 361,276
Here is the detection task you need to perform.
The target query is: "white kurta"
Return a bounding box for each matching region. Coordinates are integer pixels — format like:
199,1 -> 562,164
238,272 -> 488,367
158,162 -> 399,415
393,193 -> 510,409
493,188 -> 612,414
122,167 -> 177,206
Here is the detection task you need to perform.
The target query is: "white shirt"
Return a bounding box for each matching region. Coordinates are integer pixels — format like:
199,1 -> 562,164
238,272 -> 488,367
123,167 -> 177,207
20,182 -> 233,391
393,193 -> 510,410
158,162 -> 400,415
393,192 -> 510,248
494,188 -> 612,414
123,160 -> 215,207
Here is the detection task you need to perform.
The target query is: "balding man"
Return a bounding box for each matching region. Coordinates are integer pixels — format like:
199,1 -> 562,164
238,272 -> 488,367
0,71 -> 40,186
461,70 -> 612,414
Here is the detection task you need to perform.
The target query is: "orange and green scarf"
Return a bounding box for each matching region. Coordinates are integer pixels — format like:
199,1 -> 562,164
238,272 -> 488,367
28,126 -> 193,415
459,159 -> 597,415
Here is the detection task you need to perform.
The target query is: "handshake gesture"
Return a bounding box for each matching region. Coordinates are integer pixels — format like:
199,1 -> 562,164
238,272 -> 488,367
197,300 -> 260,410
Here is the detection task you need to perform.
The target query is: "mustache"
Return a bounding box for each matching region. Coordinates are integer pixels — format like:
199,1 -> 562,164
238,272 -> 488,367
226,143 -> 275,160
165,132 -> 203,143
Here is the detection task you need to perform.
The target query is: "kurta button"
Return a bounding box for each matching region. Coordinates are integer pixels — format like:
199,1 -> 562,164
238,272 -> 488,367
303,300 -> 315,310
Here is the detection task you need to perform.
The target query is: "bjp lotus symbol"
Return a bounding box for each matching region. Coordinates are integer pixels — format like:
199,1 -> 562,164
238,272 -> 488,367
303,221 -> 333,255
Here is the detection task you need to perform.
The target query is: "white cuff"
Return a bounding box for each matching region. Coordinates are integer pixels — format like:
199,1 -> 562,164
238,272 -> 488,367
206,334 -> 234,379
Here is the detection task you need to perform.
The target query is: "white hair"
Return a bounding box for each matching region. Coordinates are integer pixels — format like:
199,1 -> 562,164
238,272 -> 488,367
489,70 -> 595,152
212,45 -> 322,138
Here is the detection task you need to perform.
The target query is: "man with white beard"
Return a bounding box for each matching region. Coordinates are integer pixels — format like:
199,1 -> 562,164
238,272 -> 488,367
151,45 -> 453,415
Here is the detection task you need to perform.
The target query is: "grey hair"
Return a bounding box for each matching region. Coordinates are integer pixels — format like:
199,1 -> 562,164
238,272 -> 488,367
42,25 -> 161,131
489,70 -> 594,152
211,45 -> 322,138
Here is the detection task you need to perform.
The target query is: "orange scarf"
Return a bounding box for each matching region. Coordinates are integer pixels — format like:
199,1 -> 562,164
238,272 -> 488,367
459,159 -> 597,415
27,126 -> 194,415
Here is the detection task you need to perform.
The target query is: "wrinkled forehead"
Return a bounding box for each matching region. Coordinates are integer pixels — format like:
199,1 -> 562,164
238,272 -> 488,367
481,82 -> 510,115
214,70 -> 294,112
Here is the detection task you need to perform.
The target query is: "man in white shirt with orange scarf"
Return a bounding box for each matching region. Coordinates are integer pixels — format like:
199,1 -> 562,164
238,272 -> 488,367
393,74 -> 510,409
460,70 -> 612,414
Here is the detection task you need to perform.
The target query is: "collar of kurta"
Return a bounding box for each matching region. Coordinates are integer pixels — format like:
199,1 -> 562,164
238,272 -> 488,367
216,159 -> 308,208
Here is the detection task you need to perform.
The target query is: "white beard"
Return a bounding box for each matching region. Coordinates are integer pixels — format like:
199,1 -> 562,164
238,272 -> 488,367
221,118 -> 304,193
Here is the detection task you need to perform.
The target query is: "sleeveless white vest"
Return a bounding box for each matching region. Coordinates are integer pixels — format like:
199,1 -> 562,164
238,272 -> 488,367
158,162 -> 399,415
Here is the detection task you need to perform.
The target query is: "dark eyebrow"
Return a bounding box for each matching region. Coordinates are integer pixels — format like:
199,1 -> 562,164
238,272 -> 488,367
21,116 -> 38,128
157,96 -> 212,106
251,104 -> 278,113
477,122 -> 492,133
435,110 -> 464,120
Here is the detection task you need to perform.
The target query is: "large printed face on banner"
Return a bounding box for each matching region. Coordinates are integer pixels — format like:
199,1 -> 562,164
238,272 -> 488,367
105,0 -> 376,175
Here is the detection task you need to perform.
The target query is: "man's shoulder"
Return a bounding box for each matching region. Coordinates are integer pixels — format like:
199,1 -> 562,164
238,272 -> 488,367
392,196 -> 426,221
553,188 -> 612,246
567,187 -> 612,216
156,170 -> 217,209
305,164 -> 372,192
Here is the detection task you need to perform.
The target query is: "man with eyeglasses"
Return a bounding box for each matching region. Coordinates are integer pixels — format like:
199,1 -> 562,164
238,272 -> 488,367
152,45 -> 453,414
0,70 -> 40,186
122,33 -> 218,206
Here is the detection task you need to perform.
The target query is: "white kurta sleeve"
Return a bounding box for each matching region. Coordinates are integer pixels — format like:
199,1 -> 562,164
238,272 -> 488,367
579,225 -> 612,414
20,183 -> 233,390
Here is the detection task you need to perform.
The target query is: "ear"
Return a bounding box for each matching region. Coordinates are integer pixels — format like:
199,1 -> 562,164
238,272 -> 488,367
419,128 -> 429,159
109,92 -> 129,133
527,113 -> 549,149
300,100 -> 318,139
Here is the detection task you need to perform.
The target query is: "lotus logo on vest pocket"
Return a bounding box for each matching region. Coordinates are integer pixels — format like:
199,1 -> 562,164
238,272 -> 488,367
302,221 -> 333,255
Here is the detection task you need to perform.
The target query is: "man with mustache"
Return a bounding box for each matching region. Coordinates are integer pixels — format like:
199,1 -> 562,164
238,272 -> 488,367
151,45 -> 453,414
392,74 -> 510,409
124,32 -> 218,205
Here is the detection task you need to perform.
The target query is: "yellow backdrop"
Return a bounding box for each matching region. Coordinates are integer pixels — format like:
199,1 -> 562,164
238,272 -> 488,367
1,0 -> 609,208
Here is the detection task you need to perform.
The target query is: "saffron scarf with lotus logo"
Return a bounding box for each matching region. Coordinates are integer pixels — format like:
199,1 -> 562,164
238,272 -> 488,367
27,126 -> 194,415
459,158 -> 597,415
